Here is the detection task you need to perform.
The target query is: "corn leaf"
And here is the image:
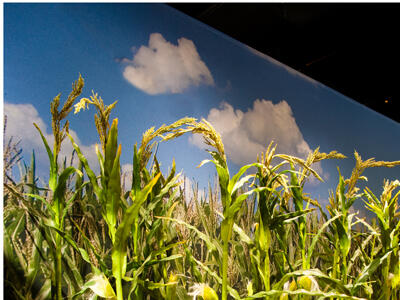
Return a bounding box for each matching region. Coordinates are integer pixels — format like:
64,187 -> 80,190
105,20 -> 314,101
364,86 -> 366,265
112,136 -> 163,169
34,123 -> 57,191
112,173 -> 160,285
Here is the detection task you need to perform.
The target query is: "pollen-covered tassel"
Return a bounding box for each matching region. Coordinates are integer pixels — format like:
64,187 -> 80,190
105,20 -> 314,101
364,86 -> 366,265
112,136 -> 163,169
74,98 -> 91,114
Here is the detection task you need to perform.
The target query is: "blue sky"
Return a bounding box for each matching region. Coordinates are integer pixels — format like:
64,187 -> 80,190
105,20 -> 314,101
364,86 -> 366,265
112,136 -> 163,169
4,3 -> 400,216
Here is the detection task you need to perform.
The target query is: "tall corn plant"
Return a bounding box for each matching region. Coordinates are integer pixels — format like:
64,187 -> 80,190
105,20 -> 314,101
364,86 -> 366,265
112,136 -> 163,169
166,122 -> 350,299
253,144 -> 307,294
4,144 -> 89,298
330,153 -> 400,296
277,147 -> 346,271
24,75 -> 85,300
185,119 -> 270,300
253,144 -> 345,296
70,92 -> 136,299
364,180 -> 400,299
4,151 -> 48,299
71,92 -> 198,299
326,170 -> 362,285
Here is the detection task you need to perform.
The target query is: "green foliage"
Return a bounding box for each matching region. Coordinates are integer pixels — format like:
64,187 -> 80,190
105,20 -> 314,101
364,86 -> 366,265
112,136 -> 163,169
4,76 -> 400,300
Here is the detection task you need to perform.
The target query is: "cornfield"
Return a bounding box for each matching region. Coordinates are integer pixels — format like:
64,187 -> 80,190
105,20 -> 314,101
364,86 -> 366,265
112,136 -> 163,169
3,76 -> 400,300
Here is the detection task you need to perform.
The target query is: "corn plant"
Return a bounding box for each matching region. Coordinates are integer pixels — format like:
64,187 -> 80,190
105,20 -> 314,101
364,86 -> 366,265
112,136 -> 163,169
70,92 -> 201,299
364,180 -> 400,299
184,119 -> 268,300
4,151 -> 48,299
23,75 -> 85,300
251,143 -> 314,293
4,76 -> 400,300
324,152 -> 400,297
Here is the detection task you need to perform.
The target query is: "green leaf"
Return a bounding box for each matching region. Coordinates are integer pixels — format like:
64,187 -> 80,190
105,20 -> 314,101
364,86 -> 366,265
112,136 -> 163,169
34,123 -> 57,191
131,144 -> 141,193
148,254 -> 183,265
221,218 -> 234,244
68,132 -> 101,196
96,144 -> 105,177
197,159 -> 213,168
290,165 -> 303,211
306,214 -> 342,268
337,220 -> 351,258
271,208 -> 315,228
112,173 -> 160,283
352,250 -> 393,294
338,173 -> 346,211
105,144 -> 122,234
202,151 -> 230,207
151,172 -> 182,206
104,118 -> 119,175
230,174 -> 255,195
228,162 -> 262,194
246,289 -> 365,299
258,216 -> 271,251
36,279 -> 51,300
23,193 -> 52,209
43,218 -> 95,266
53,166 -> 82,221
26,227 -> 43,290
233,221 -> 253,245
74,274 -> 116,299
157,216 -> 218,253
226,187 -> 265,220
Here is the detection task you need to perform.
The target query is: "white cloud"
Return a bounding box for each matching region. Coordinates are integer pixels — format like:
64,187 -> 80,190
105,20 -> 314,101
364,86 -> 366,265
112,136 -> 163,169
123,33 -> 214,94
189,100 -> 327,182
245,45 -> 320,87
121,163 -> 133,190
4,102 -> 99,177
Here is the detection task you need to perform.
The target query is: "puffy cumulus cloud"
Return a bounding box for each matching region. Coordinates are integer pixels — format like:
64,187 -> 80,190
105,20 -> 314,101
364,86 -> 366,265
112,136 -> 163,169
190,100 -> 327,182
123,33 -> 214,94
4,102 -> 99,176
